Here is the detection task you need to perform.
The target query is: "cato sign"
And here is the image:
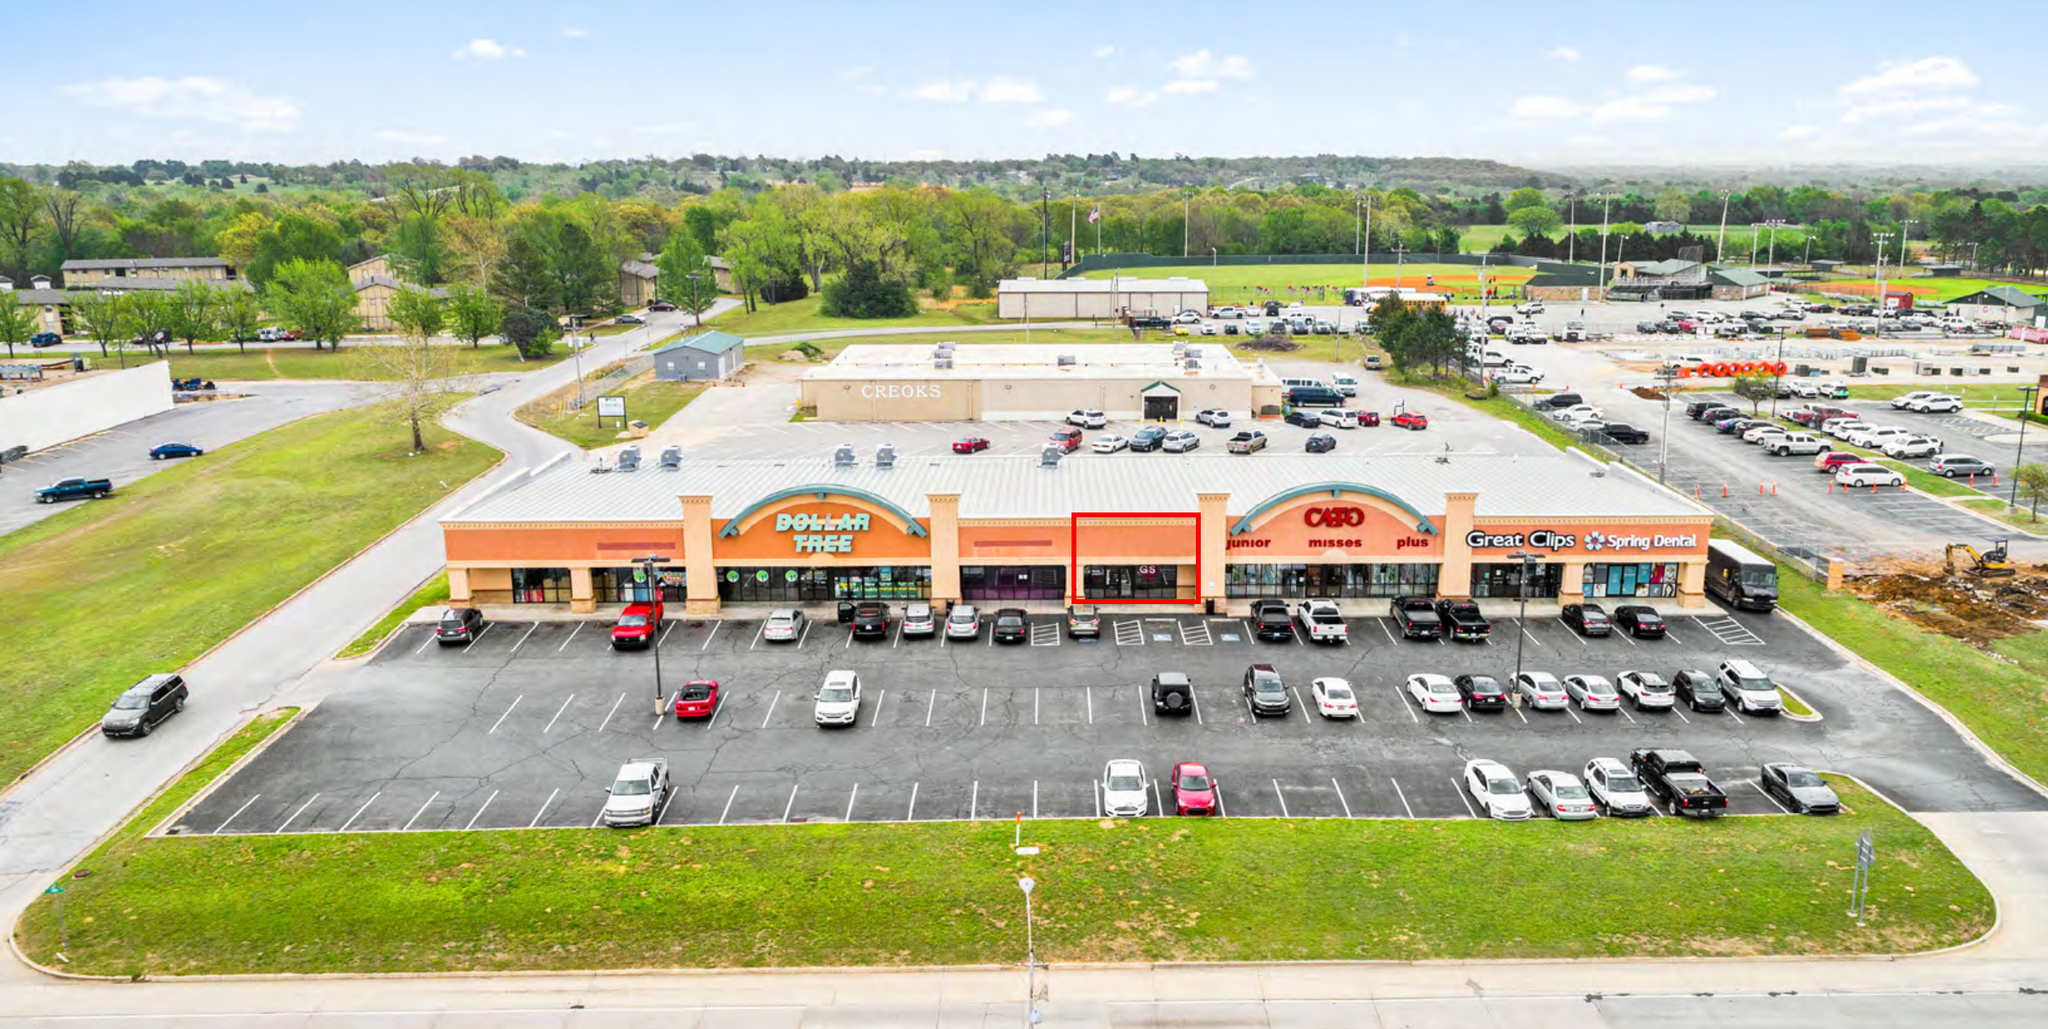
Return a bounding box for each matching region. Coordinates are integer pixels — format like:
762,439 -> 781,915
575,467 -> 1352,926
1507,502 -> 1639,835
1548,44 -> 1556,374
1302,506 -> 1368,528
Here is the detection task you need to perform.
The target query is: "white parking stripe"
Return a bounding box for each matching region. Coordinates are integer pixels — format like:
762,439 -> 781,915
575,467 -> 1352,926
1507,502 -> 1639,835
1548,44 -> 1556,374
1191,686 -> 1204,724
846,784 -> 859,822
970,780 -> 980,821
782,784 -> 799,822
1087,687 -> 1094,724
1033,780 -> 1040,819
652,690 -> 677,731
1214,784 -> 1229,818
339,792 -> 381,833
414,631 -> 437,656
1619,631 -> 1638,648
926,689 -> 937,726
1453,780 -> 1480,819
599,692 -> 626,731
488,695 -> 523,734
1672,705 -> 1691,724
761,690 -> 781,728
1396,684 -> 1419,723
696,620 -> 717,650
462,623 -> 493,651
1271,780 -> 1289,817
1093,781 -> 1102,818
529,788 -> 559,828
1725,706 -> 1746,725
1389,779 -> 1414,819
1565,706 -> 1584,725
1663,631 -> 1684,646
543,693 -> 575,733
556,622 -> 583,652
1293,687 -> 1311,722
1034,687 -> 1040,725
980,688 -> 989,726
907,782 -> 919,820
1750,780 -> 1794,815
1618,706 -> 1638,725
1377,618 -> 1396,644
869,688 -> 886,727
404,793 -> 439,831
508,623 -> 538,654
464,790 -> 498,831
1333,778 -> 1353,818
719,785 -> 740,825
656,787 -> 677,825
213,794 -> 262,835
751,623 -> 765,650
1151,779 -> 1162,816
798,620 -> 813,648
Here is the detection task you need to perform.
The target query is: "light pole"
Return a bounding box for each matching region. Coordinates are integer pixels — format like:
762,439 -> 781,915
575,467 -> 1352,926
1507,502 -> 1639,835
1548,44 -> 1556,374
1019,876 -> 1042,1026
1898,219 -> 1920,283
1804,233 -> 1815,267
570,325 -> 588,407
1656,364 -> 1678,484
638,554 -> 672,714
1716,189 -> 1732,263
1393,244 -> 1408,289
1210,246 -> 1218,272
1764,219 -> 1787,268
1509,550 -> 1538,687
1596,194 -> 1613,298
2011,385 -> 2041,509
1872,232 -> 1894,319
1362,197 -> 1374,288
1566,192 -> 1578,264
1968,241 -> 1982,271
1749,223 -> 1764,269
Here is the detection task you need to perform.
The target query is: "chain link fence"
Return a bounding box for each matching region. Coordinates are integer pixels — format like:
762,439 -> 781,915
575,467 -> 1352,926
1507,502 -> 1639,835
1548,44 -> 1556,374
569,355 -> 654,411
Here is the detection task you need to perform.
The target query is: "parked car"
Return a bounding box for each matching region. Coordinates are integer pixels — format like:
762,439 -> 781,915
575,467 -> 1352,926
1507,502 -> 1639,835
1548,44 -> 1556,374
1616,669 -> 1676,710
1890,391 -> 1937,409
992,607 -> 1029,643
1390,596 -> 1442,639
1834,463 -> 1904,488
1295,599 -> 1348,643
1601,422 -> 1650,444
673,680 -> 719,719
945,604 -> 979,639
1717,658 -> 1783,714
901,602 -> 936,638
1767,432 -> 1828,457
1226,430 -> 1269,454
1392,411 -> 1429,431
1528,770 -> 1598,820
600,758 -> 669,827
1814,451 -> 1864,474
1512,671 -> 1568,710
1161,430 -> 1201,452
1563,674 -> 1622,711
1330,374 -> 1359,397
1305,432 -> 1337,453
1930,454 -> 1996,478
1405,673 -> 1464,714
615,312 -> 644,324
1284,410 -> 1322,428
851,601 -> 891,637
435,606 -> 484,644
1310,676 -> 1359,718
1152,671 -> 1194,715
1318,409 -> 1358,429
1252,598 -> 1294,641
647,300 -> 678,312
1101,759 -> 1150,817
1171,761 -> 1217,816
952,436 -> 991,454
1561,603 -> 1613,637
1455,674 -> 1508,711
1194,408 -> 1232,427
29,331 -> 63,347
1842,424 -> 1910,449
1906,393 -> 1964,413
1091,434 -> 1130,454
34,477 -> 112,504
813,669 -> 863,726
1760,763 -> 1842,814
1433,599 -> 1491,641
1242,663 -> 1291,717
1671,668 -> 1725,712
101,674 -> 188,738
1067,409 -> 1108,429
762,608 -> 808,642
1129,425 -> 1170,451
149,442 -> 204,460
1741,424 -> 1788,444
610,598 -> 662,649
1611,604 -> 1666,638
1631,748 -> 1728,817
1583,756 -> 1654,817
1881,435 -> 1944,459
1066,604 -> 1100,638
1463,759 -> 1532,821
1048,427 -> 1084,453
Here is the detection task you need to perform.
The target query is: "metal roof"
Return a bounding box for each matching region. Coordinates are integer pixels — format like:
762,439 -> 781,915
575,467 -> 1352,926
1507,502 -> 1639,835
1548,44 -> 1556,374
446,451 -> 1708,525
657,330 -> 746,356
62,257 -> 231,271
802,342 -> 1275,383
999,277 -> 1210,294
1948,285 -> 2045,307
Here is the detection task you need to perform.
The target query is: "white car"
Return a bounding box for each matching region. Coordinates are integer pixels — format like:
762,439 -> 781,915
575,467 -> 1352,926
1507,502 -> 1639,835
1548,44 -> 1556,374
1100,759 -> 1150,817
1212,305 -> 1241,319
1067,409 -> 1108,429
813,670 -> 863,726
600,757 -> 670,827
1405,673 -> 1463,714
1561,413 -> 1605,432
1616,670 -> 1676,710
1463,759 -> 1532,821
1527,770 -> 1598,821
1844,425 -> 1911,449
1319,409 -> 1358,429
1890,391 -> 1937,409
1583,757 -> 1655,817
1834,463 -> 1904,488
1331,374 -> 1359,397
1245,319 -> 1268,335
1907,394 -> 1964,413
1819,417 -> 1864,440
1555,404 -> 1604,422
1513,671 -> 1568,710
1091,434 -> 1129,453
762,608 -> 807,642
1310,676 -> 1359,718
1563,674 -> 1622,712
1173,311 -> 1201,325
1161,430 -> 1201,453
1785,381 -> 1820,399
945,605 -> 980,640
1194,408 -> 1232,427
1741,424 -> 1787,444
1881,434 -> 1944,459
1199,322 -> 1219,336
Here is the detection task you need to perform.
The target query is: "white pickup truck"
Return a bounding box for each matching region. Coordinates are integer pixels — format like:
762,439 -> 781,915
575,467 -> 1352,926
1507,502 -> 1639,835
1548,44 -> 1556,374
1295,600 -> 1349,644
602,757 -> 670,827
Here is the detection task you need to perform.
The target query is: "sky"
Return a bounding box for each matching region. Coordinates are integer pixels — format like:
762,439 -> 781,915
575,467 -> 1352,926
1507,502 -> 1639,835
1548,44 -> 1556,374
6,0 -> 2045,170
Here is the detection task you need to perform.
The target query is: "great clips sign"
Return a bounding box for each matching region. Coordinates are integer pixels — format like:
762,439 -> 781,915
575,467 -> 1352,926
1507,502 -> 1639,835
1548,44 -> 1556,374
1466,528 -> 1700,554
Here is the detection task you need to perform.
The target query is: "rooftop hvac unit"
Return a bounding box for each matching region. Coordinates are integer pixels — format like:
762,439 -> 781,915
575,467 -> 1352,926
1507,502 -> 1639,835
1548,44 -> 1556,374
616,446 -> 641,472
1040,444 -> 1063,467
833,444 -> 857,467
1056,354 -> 1076,366
876,443 -> 897,469
658,446 -> 682,470
1186,346 -> 1203,359
935,357 -> 953,369
1184,358 -> 1202,370
935,340 -> 955,351
1171,340 -> 1187,353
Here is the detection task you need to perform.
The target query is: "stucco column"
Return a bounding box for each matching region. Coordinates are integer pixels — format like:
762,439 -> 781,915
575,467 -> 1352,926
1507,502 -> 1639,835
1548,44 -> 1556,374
568,567 -> 594,615
1559,560 -> 1587,603
1678,560 -> 1708,610
680,494 -> 720,615
928,493 -> 961,604
1197,491 -> 1230,608
1437,491 -> 1478,599
448,567 -> 472,605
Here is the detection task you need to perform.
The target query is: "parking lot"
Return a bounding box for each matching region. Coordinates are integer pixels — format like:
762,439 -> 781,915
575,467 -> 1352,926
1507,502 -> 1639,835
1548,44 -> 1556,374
173,601 -> 2046,838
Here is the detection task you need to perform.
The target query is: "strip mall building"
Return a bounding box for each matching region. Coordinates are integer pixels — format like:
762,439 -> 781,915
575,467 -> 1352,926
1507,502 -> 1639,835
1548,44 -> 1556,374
441,450 -> 1716,614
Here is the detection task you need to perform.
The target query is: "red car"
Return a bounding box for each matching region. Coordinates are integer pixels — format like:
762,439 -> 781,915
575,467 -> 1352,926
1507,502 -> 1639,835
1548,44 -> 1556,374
1358,411 -> 1381,427
610,598 -> 663,649
1048,427 -> 1083,453
1392,411 -> 1429,431
673,679 -> 719,719
952,436 -> 990,454
1171,761 -> 1217,816
647,300 -> 678,312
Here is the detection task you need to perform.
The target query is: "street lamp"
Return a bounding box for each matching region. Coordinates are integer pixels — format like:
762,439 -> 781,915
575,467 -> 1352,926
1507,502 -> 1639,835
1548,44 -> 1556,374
1392,244 -> 1408,289
1872,232 -> 1894,318
1019,876 -> 1043,1026
637,554 -> 672,714
1764,219 -> 1787,268
2011,385 -> 2041,509
1509,550 -> 1539,688
1656,364 -> 1678,484
1716,188 -> 1733,263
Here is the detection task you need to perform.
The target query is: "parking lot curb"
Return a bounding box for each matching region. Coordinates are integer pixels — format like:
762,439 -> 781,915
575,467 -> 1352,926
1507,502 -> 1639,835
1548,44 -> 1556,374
1812,771 -> 2003,959
1775,682 -> 1823,722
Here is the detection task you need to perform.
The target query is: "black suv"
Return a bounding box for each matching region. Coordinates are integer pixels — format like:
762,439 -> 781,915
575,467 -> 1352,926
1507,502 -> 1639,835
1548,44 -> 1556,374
102,674 -> 188,738
1534,392 -> 1585,412
435,606 -> 485,644
1130,425 -> 1170,452
993,607 -> 1029,643
1602,422 -> 1650,444
1242,663 -> 1291,717
1433,599 -> 1491,641
852,601 -> 891,637
1252,598 -> 1294,641
1390,596 -> 1442,639
1672,668 -> 1725,712
1152,671 -> 1194,714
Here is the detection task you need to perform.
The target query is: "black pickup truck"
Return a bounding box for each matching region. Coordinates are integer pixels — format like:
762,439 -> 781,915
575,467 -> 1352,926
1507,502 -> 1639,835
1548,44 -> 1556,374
1631,748 -> 1729,818
1126,312 -> 1172,330
1390,596 -> 1442,639
1252,598 -> 1294,641
1433,599 -> 1491,642
36,477 -> 113,504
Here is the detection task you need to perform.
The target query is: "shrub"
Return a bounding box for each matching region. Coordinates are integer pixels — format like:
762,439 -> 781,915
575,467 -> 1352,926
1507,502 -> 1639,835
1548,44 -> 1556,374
821,261 -> 917,319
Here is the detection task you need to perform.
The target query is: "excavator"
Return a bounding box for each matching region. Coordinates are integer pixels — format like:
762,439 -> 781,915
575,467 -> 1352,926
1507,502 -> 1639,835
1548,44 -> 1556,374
1945,538 -> 2016,578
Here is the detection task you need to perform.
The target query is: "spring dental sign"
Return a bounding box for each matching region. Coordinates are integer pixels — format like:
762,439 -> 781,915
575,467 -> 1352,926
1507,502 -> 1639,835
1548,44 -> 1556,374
776,512 -> 872,554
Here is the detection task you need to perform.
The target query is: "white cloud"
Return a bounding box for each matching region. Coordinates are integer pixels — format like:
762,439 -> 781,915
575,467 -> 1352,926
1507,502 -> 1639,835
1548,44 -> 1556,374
908,79 -> 975,102
1511,95 -> 1585,119
1842,56 -> 1977,95
61,75 -> 301,131
1162,79 -> 1219,94
1779,124 -> 1818,140
1105,86 -> 1157,107
1093,45 -> 1117,58
1646,83 -> 1717,104
979,77 -> 1044,104
453,39 -> 524,60
1024,109 -> 1075,129
1546,45 -> 1581,61
561,27 -> 587,38
1169,50 -> 1253,80
1842,93 -> 1974,123
1591,97 -> 1671,122
376,129 -> 447,146
1625,65 -> 1678,83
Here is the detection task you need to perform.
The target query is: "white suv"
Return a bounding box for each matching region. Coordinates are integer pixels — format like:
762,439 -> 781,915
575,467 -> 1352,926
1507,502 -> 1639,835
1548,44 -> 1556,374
1717,659 -> 1782,714
1882,435 -> 1944,459
1067,409 -> 1107,429
813,670 -> 864,726
1907,394 -> 1964,413
1890,391 -> 1937,409
1834,463 -> 1904,488
1583,757 -> 1654,817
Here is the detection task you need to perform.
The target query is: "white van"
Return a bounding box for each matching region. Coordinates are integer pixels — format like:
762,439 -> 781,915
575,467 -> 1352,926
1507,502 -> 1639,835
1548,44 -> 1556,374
1330,374 -> 1359,397
1282,377 -> 1327,391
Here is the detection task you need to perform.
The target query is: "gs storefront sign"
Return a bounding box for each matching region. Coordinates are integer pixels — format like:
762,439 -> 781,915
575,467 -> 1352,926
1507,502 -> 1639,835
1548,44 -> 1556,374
1466,528 -> 1701,553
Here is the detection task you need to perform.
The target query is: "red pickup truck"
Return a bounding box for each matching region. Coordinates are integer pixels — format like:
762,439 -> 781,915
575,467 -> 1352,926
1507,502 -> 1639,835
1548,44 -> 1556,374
611,598 -> 663,649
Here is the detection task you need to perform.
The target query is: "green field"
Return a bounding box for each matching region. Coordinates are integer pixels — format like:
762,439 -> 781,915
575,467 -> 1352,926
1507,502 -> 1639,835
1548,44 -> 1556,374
518,374 -> 710,449
14,774 -> 1987,975
0,400 -> 499,786
1806,277 -> 2048,304
1071,262 -> 1533,303
696,296 -> 1000,339
166,344 -> 568,381
1844,383 -> 2029,406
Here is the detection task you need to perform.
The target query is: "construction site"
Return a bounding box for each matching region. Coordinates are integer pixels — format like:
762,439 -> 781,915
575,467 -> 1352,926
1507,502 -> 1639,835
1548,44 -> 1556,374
1843,539 -> 2048,646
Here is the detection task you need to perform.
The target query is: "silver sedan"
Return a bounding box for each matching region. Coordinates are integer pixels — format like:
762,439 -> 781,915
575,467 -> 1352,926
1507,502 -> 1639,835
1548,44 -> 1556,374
1564,674 -> 1622,712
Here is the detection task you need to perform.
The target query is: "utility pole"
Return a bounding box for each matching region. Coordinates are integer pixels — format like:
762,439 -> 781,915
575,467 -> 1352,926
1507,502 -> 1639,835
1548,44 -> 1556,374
1509,551 -> 1537,685
1393,244 -> 1408,289
2012,384 -> 2041,509
1566,192 -> 1578,264
1656,365 -> 1677,483
1899,219 -> 1920,283
1182,190 -> 1190,259
1362,197 -> 1373,288
1596,195 -> 1613,298
1019,877 -> 1042,1027
638,554 -> 672,714
1872,232 -> 1893,319
1716,189 -> 1733,263
1040,187 -> 1050,279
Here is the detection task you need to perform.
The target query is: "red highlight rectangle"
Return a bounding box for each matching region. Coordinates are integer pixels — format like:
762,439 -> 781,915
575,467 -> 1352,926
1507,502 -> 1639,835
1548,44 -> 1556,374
1068,511 -> 1202,605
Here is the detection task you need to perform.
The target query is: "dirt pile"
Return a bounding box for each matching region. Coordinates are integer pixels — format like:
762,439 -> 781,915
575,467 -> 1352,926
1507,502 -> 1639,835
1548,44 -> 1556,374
1631,386 -> 1668,401
1236,336 -> 1303,353
1843,559 -> 2048,644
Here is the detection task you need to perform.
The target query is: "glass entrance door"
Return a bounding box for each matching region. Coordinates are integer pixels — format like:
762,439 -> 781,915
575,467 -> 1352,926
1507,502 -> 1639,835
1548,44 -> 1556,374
1605,563 -> 1639,597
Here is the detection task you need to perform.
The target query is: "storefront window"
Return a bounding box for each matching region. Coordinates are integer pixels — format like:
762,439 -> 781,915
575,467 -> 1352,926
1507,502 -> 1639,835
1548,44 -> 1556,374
716,566 -> 930,603
1225,563 -> 1439,598
1583,562 -> 1680,599
961,565 -> 1067,601
592,566 -> 685,603
510,568 -> 570,604
1471,562 -> 1563,599
1081,564 -> 1178,600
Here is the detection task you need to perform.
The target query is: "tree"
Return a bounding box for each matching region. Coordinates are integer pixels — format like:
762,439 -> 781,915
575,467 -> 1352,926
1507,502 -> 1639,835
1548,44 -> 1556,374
43,188 -> 85,265
655,231 -> 716,325
246,213 -> 344,287
0,178 -> 43,283
264,258 -> 360,350
821,259 -> 915,319
1406,309 -> 1464,377
369,286 -> 453,453
488,233 -> 555,310
0,293 -> 35,359
218,286 -> 263,354
1653,187 -> 1692,223
445,282 -> 503,349
1507,204 -> 1561,240
2017,461 -> 2048,521
1503,187 -> 1548,214
124,290 -> 176,358
391,214 -> 450,285
167,280 -> 221,354
499,305 -> 561,359
1368,295 -> 1419,371
1732,374 -> 1778,414
544,221 -> 616,317
444,211 -> 507,286
69,289 -> 131,363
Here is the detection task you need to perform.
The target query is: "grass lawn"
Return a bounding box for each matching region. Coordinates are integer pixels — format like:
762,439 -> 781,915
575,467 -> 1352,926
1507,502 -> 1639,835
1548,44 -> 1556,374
0,400 -> 499,786
1074,262 -> 1535,303
699,296 -> 1000,339
166,344 -> 566,381
1844,383 -> 2029,407
518,372 -> 709,449
1810,277 -> 2048,304
336,573 -> 450,659
1957,497 -> 2048,531
14,775 -> 1988,976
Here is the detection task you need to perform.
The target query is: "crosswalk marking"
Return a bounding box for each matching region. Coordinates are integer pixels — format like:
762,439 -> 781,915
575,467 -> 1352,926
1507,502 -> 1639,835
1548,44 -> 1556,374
1113,619 -> 1145,646
1030,622 -> 1060,646
1693,615 -> 1766,646
1178,619 -> 1213,646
